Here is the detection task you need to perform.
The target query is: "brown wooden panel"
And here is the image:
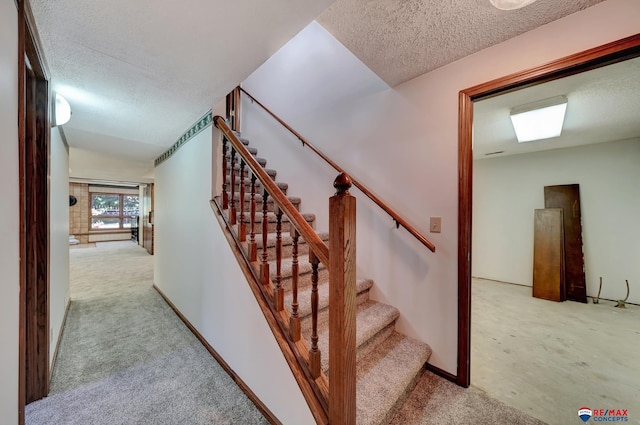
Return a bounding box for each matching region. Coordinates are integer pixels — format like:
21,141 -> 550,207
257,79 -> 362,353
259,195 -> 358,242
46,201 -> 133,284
533,209 -> 565,302
545,184 -> 587,303
458,33 -> 640,390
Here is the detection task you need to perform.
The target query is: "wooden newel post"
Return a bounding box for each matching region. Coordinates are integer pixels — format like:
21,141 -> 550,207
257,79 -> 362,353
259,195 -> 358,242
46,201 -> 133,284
328,172 -> 356,425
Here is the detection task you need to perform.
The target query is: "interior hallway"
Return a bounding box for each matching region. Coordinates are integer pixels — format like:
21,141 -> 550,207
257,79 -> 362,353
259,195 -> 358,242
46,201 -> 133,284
25,241 -> 269,425
472,278 -> 640,425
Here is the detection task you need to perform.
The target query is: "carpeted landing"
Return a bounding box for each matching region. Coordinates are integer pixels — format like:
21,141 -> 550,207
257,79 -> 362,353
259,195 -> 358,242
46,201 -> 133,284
25,241 -> 269,425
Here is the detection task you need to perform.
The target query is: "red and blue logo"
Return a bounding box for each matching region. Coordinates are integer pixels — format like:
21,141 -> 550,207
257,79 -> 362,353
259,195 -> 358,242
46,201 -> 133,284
578,407 -> 629,422
579,407 -> 593,423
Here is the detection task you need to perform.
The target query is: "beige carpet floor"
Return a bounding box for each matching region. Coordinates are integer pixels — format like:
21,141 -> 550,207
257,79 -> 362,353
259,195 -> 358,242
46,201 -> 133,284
26,241 -> 270,425
472,278 -> 639,425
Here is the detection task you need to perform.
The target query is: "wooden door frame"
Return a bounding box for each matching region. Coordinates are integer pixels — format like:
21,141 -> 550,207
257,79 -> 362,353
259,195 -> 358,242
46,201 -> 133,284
457,33 -> 640,387
18,0 -> 51,422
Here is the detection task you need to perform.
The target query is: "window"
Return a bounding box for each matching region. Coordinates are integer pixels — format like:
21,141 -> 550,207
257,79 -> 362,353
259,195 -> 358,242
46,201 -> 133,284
91,193 -> 139,230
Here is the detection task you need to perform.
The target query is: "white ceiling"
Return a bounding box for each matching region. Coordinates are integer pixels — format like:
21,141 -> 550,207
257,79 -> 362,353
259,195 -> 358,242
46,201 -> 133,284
474,56 -> 640,160
29,0 -> 333,164
318,0 -> 605,86
29,0 -> 610,170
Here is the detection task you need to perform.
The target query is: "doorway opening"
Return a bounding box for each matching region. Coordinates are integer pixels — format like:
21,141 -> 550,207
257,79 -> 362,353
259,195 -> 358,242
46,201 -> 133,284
457,33 -> 640,391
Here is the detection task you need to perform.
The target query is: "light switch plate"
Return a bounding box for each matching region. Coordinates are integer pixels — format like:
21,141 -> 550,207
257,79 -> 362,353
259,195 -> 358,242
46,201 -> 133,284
430,217 -> 441,233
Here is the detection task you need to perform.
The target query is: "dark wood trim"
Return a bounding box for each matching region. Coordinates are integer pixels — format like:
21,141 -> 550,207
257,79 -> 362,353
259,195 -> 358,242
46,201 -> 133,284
214,116 -> 330,266
153,284 -> 283,425
456,90 -> 473,388
210,198 -> 329,424
457,32 -> 640,390
238,87 -> 436,252
49,299 -> 70,383
18,1 -> 27,422
19,0 -> 51,417
426,362 -> 458,383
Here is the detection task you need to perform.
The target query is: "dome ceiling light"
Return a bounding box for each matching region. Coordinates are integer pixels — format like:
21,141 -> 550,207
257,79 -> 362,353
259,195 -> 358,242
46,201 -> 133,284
490,0 -> 538,10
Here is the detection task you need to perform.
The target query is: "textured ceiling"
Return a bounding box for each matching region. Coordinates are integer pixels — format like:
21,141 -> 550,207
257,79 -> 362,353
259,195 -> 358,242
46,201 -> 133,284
474,56 -> 640,159
29,0 -> 611,172
29,0 -> 333,164
318,0 -> 606,86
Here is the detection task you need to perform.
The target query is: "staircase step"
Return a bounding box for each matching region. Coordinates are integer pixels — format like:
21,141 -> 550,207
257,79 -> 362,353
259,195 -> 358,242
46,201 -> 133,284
308,301 -> 400,374
228,178 -> 288,196
285,278 -> 373,320
255,230 -> 328,261
265,253 -> 327,290
226,155 -> 267,168
356,333 -> 432,425
226,167 -> 277,181
240,211 -> 315,234
232,193 -> 301,214
224,146 -> 257,156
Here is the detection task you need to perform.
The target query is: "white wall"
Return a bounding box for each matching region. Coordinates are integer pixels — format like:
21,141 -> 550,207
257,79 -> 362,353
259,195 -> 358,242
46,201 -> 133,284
240,0 -> 640,374
0,0 -> 19,422
154,127 -> 315,425
69,147 -> 154,183
473,139 -> 640,304
49,128 -> 71,367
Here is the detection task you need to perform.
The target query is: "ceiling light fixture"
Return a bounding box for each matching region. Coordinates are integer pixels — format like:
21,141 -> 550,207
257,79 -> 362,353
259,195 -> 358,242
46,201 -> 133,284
490,0 -> 538,10
53,92 -> 72,126
510,95 -> 568,143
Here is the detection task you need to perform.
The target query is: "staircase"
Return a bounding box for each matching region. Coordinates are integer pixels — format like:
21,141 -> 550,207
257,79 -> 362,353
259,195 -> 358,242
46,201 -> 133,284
221,132 -> 432,424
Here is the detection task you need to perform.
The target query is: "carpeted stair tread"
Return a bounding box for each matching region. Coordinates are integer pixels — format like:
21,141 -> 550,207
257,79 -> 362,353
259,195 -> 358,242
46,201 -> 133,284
224,146 -> 257,156
256,230 -> 328,249
231,192 -> 299,206
285,278 -> 373,319
229,178 -> 289,193
356,332 -> 432,425
224,155 -> 267,169
239,211 -> 315,225
312,301 -> 401,373
267,253 -> 327,281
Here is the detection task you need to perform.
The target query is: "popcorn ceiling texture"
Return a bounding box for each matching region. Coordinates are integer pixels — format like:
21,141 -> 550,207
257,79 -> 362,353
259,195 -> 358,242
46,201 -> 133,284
28,0 -> 333,162
318,0 -> 606,86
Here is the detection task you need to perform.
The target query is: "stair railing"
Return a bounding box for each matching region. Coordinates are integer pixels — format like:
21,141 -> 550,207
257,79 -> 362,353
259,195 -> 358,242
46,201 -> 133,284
212,115 -> 357,425
237,86 -> 436,253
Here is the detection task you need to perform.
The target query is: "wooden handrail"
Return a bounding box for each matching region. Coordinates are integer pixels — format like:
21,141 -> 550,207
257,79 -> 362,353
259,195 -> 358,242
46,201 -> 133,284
238,86 -> 436,253
214,115 -> 330,265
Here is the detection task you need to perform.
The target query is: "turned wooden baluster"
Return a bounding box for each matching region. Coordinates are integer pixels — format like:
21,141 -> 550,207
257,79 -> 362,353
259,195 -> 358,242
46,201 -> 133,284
274,207 -> 284,311
248,173 -> 257,262
239,159 -> 247,241
229,148 -> 237,226
309,249 -> 321,379
260,189 -> 270,285
222,137 -> 228,209
289,229 -> 301,341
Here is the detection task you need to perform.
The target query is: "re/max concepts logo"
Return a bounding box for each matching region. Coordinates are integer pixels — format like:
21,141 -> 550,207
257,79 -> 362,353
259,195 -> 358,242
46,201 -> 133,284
578,407 -> 629,422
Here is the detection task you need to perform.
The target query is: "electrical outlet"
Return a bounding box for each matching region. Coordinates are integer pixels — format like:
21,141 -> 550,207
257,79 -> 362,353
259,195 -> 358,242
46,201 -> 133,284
430,217 -> 442,233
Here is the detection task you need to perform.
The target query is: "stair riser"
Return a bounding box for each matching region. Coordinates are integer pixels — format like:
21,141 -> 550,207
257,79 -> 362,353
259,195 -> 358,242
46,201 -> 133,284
239,219 -> 311,234
229,181 -> 288,196
275,267 -> 329,292
233,198 -> 300,214
257,240 -> 310,262
225,157 -> 267,168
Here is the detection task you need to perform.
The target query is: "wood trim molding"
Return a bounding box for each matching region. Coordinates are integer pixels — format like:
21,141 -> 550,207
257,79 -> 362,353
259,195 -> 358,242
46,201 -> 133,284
210,199 -> 329,424
426,362 -> 458,383
457,32 -> 640,389
153,284 -> 282,425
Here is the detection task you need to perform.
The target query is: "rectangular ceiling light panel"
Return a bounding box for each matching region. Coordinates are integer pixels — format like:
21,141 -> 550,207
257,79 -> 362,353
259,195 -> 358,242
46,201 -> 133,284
510,95 -> 568,143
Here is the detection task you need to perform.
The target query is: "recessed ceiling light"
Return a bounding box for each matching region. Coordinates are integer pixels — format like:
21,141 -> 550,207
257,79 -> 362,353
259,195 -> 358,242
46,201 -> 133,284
510,95 -> 568,143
